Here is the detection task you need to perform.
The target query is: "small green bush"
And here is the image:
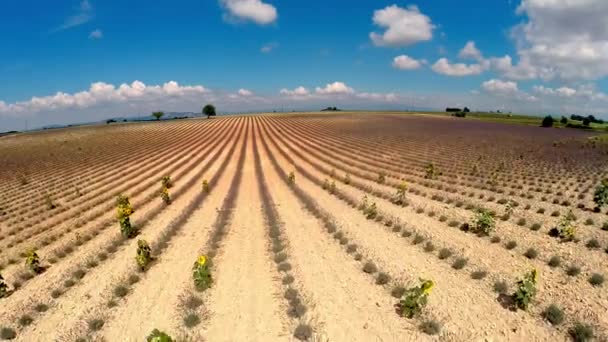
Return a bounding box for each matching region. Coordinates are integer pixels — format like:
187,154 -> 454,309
193,256 -> 212,291
472,210 -> 496,235
393,181 -> 408,205
116,195 -> 135,238
513,269 -> 538,310
566,265 -> 581,277
471,270 -> 487,280
420,320 -> 441,335
363,261 -> 377,274
376,272 -> 391,285
135,240 -> 153,271
505,240 -> 517,250
438,248 -> 453,260
363,202 -> 378,220
399,279 -> 434,318
548,256 -> 561,268
524,248 -> 538,259
24,249 -> 42,274
543,304 -> 564,325
0,327 -> 16,340
593,179 -> 608,210
452,257 -> 467,270
147,329 -> 174,342
586,239 -> 601,250
159,186 -> 171,205
494,280 -> 508,294
588,273 -> 604,287
162,175 -> 173,189
570,323 -> 594,342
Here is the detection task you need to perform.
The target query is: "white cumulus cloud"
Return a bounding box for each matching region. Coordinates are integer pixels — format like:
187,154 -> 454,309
0,80 -> 208,115
221,0 -> 277,25
431,58 -> 484,76
481,79 -> 536,101
280,86 -> 310,97
495,0 -> 608,81
237,88 -> 253,96
392,55 -> 423,70
315,82 -> 355,95
370,5 -> 434,47
459,41 -> 482,61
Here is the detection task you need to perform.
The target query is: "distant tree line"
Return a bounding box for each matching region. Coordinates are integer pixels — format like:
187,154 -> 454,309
446,107 -> 469,118
570,114 -> 604,125
321,107 -> 340,111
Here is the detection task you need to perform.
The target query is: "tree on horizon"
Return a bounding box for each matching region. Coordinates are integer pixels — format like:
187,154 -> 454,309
203,104 -> 216,119
152,111 -> 164,121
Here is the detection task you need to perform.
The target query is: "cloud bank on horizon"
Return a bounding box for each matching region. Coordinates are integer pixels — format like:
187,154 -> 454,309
2,0 -> 608,130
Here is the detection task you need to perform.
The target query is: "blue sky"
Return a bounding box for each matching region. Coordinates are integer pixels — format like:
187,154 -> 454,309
1,0 -> 608,130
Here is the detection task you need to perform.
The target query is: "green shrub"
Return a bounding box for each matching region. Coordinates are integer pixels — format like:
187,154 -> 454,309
24,249 -> 42,274
524,248 -> 538,259
159,186 -> 171,205
420,320 -> 441,335
135,240 -> 152,271
393,181 -> 408,206
399,279 -> 434,318
116,195 -> 135,238
193,255 -> 212,291
363,261 -> 377,274
543,304 -> 564,325
363,202 -> 378,220
438,248 -> 453,260
505,240 -> 517,250
471,270 -> 487,280
0,327 -> 16,340
376,272 -> 391,285
555,210 -> 576,241
593,179 -> 608,210
424,163 -> 440,180
570,323 -> 594,342
513,269 -> 538,310
586,239 -> 601,249
287,171 -> 296,185
472,210 -> 495,235
161,175 -> 173,189
588,273 -> 604,287
548,256 -> 561,268
452,257 -> 468,270
566,265 -> 581,277
202,179 -> 210,193
147,329 -> 174,342
494,280 -> 508,294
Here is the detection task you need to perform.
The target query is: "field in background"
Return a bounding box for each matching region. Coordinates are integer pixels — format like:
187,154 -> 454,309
0,113 -> 607,341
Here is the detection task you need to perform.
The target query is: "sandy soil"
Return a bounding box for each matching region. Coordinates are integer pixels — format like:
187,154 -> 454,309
1,114 -> 606,341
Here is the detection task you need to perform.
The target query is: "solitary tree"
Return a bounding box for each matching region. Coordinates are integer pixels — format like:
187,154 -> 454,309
583,117 -> 591,126
541,115 -> 554,128
560,116 -> 568,124
203,104 -> 216,119
463,107 -> 470,113
152,111 -> 164,121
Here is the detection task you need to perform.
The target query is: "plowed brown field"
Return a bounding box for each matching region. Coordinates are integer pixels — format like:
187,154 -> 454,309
0,113 -> 607,341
